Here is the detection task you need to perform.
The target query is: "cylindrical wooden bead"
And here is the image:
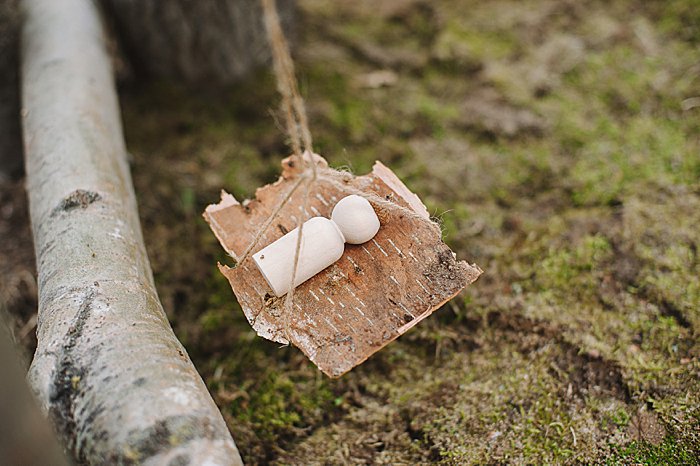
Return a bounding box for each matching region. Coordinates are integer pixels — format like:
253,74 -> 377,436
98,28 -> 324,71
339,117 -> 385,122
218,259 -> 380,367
253,217 -> 345,297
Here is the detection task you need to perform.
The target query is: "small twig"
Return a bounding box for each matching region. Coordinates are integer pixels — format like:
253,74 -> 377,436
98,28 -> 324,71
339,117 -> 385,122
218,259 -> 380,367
19,313 -> 38,340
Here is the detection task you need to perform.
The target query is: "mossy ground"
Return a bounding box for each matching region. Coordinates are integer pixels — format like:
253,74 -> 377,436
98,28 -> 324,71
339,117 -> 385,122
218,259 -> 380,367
2,0 -> 698,464
119,0 -> 699,463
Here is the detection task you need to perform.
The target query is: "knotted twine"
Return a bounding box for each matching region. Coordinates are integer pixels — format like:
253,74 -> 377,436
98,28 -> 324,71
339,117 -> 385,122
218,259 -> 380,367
237,0 -> 439,343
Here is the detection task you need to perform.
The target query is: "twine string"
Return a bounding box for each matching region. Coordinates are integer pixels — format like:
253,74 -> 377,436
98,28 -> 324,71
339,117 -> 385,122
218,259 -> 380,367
249,0 -> 438,344
260,0 -> 318,342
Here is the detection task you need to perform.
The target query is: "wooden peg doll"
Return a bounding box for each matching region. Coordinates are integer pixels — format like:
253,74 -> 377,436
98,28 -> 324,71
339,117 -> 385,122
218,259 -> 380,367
253,195 -> 380,297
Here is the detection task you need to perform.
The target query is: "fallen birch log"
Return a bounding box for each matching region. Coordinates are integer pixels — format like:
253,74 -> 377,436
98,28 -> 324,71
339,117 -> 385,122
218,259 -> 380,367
21,0 -> 241,463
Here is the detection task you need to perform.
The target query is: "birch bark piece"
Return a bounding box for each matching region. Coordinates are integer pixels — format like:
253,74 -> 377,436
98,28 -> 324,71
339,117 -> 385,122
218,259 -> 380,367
204,155 -> 482,377
21,0 -> 242,463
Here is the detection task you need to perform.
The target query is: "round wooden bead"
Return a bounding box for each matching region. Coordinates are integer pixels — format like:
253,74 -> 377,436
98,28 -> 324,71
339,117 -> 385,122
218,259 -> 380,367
331,195 -> 380,244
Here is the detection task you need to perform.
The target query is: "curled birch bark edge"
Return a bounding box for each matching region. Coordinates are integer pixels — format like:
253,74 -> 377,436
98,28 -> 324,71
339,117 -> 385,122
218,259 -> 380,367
21,0 -> 242,463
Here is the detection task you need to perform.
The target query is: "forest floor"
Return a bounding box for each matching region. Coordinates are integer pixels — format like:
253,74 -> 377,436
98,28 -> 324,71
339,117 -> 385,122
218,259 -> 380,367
2,0 -> 699,464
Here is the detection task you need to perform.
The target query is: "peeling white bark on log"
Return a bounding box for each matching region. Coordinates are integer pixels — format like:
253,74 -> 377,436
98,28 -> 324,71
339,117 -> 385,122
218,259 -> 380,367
21,0 -> 242,464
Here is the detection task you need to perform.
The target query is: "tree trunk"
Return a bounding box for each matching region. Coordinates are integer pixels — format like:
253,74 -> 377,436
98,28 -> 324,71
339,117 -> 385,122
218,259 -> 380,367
21,0 -> 242,463
101,0 -> 296,84
0,313 -> 69,466
0,0 -> 22,181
